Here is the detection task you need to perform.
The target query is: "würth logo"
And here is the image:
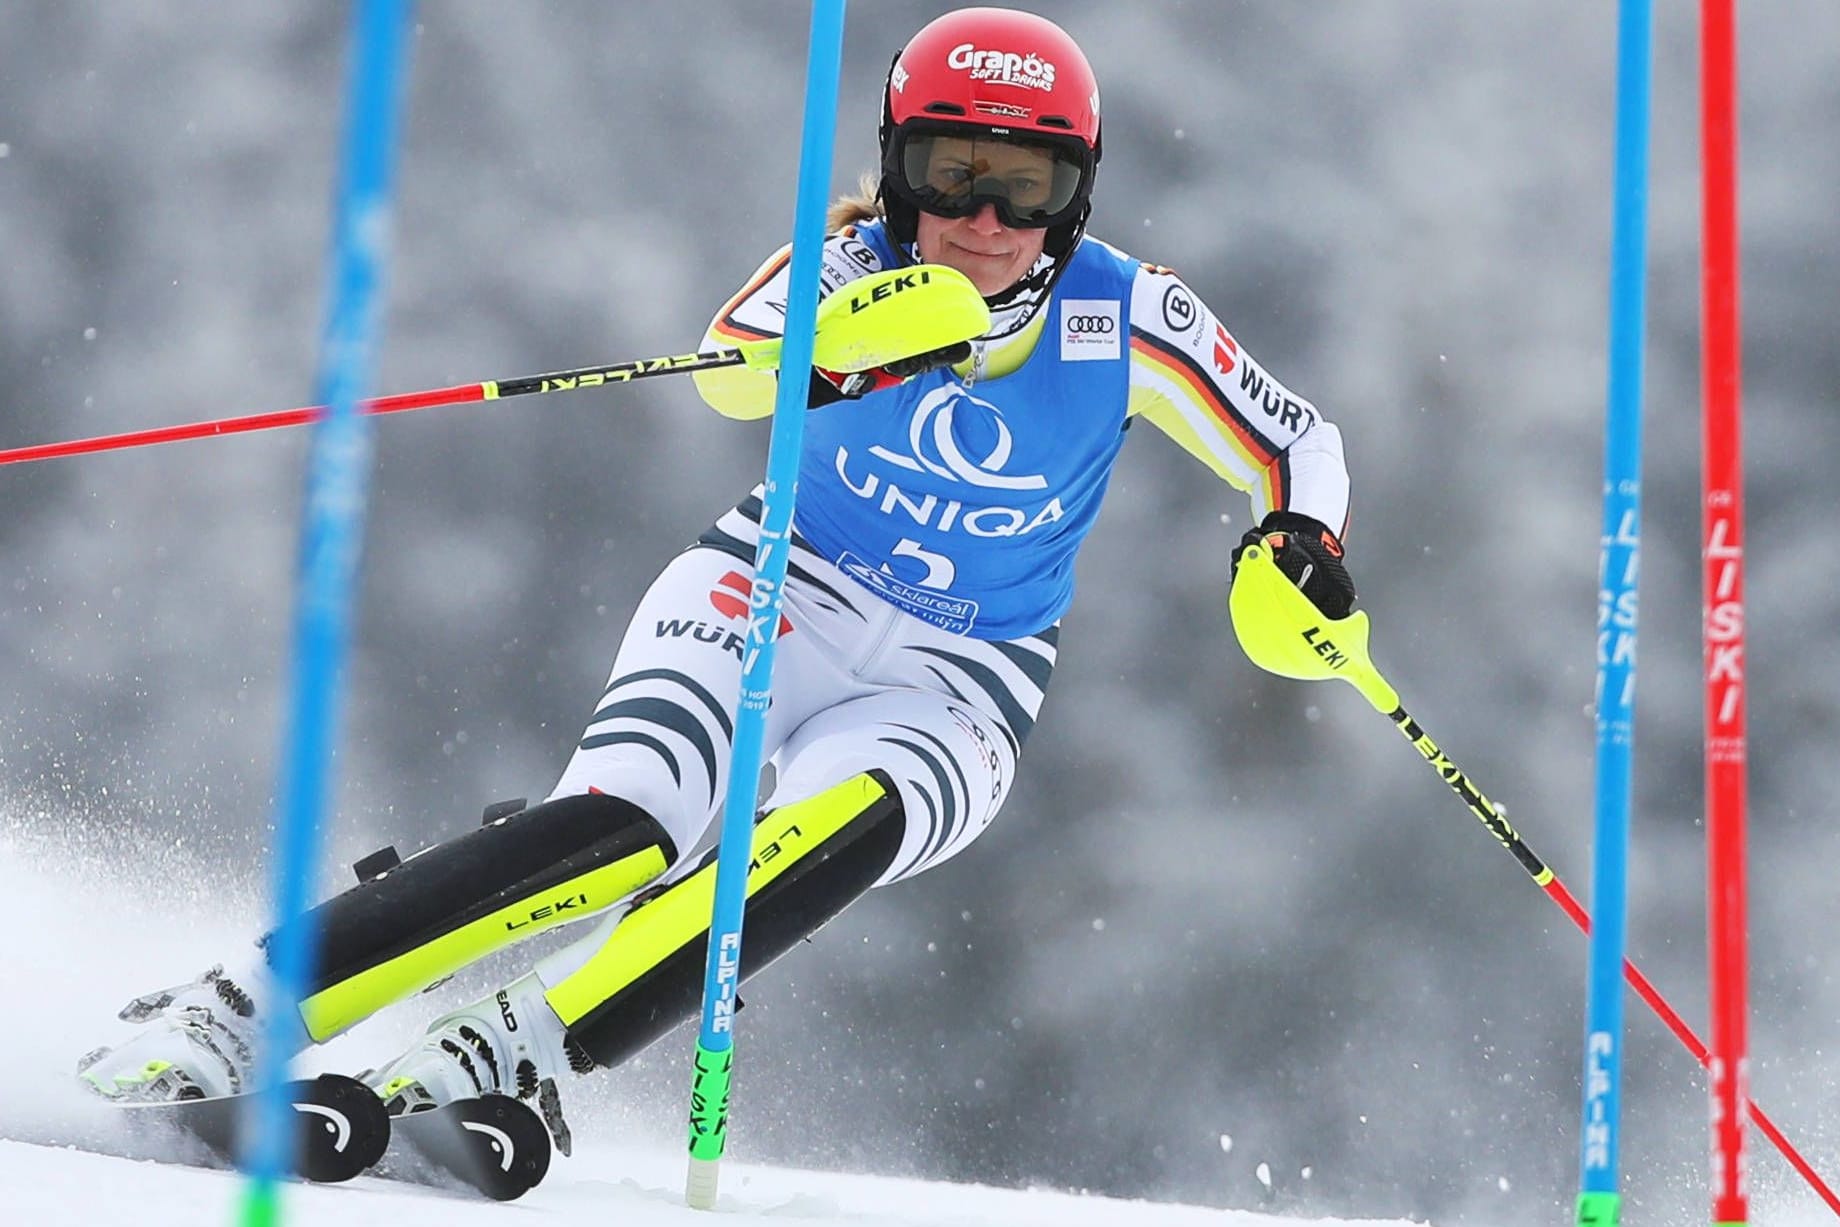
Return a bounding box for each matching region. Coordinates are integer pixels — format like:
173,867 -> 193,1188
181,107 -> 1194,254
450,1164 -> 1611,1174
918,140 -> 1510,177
710,570 -> 791,636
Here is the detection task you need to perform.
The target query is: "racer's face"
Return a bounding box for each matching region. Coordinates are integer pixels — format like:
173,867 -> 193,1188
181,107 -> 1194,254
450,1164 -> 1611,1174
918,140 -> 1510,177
911,137 -> 1050,296
915,203 -> 1048,297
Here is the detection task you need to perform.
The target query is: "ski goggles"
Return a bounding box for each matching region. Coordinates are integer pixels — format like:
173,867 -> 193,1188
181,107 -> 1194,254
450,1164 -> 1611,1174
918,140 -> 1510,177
884,123 -> 1094,230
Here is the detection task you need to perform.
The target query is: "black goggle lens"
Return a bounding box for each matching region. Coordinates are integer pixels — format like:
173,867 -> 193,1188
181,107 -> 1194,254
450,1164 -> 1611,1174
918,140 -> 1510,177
894,131 -> 1089,228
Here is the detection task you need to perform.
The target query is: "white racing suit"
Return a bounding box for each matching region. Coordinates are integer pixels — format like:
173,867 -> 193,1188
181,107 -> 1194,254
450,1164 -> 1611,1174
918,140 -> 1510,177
549,491 -> 1051,888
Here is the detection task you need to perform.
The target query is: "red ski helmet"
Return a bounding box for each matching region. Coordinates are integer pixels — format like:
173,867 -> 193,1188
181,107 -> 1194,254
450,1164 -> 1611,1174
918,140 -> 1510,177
878,7 -> 1102,259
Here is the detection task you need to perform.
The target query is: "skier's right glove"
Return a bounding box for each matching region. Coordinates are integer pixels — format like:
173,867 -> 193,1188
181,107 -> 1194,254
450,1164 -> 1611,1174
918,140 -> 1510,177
807,339 -> 973,407
1231,510 -> 1357,620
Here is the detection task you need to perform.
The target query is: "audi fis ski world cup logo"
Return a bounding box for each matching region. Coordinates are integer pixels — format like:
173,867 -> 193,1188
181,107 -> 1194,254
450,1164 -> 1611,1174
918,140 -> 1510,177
947,42 -> 1057,91
1060,298 -> 1120,361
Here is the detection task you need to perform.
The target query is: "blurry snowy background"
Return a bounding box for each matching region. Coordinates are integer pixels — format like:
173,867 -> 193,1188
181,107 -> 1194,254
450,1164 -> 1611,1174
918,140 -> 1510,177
2,3 -> 1837,1224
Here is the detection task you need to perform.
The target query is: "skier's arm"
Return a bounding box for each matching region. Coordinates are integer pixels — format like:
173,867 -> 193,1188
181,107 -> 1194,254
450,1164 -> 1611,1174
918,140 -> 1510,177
1125,264 -> 1350,536
692,245 -> 794,421
693,229 -> 924,420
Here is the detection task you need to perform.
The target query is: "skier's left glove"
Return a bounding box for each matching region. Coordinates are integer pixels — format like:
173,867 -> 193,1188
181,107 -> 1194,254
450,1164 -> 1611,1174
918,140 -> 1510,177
807,339 -> 973,407
1231,510 -> 1357,620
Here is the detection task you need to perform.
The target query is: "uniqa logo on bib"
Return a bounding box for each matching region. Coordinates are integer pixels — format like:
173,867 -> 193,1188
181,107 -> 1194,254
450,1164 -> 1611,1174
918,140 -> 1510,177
873,385 -> 1047,491
832,385 -> 1065,539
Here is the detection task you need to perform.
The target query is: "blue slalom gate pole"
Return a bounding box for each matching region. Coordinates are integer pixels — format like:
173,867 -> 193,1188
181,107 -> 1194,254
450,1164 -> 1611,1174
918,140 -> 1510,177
237,3 -> 412,1224
1576,2 -> 1653,1224
683,0 -> 847,1209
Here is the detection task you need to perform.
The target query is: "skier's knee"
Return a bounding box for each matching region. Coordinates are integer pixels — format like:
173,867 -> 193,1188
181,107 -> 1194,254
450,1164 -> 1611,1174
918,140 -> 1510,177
552,770 -> 907,1069
279,791 -> 678,1041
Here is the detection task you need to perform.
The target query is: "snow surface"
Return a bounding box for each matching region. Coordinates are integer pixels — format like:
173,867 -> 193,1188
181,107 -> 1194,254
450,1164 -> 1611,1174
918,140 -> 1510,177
5,801 -> 1835,1226
3,1135 -> 1417,1227
1,797 -> 1419,1227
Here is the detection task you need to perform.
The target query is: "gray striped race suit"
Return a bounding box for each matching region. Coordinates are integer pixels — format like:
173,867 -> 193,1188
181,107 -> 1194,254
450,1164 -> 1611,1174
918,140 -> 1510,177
549,493 -> 1049,886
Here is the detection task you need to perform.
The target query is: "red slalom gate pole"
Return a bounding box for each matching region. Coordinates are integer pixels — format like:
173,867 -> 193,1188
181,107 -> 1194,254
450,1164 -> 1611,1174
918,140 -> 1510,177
1545,876 -> 1834,1217
1700,1 -> 1750,1223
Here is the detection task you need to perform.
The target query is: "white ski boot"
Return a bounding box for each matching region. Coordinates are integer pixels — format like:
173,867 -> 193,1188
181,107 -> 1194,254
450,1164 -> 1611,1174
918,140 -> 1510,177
362,971 -> 587,1154
77,962 -> 296,1102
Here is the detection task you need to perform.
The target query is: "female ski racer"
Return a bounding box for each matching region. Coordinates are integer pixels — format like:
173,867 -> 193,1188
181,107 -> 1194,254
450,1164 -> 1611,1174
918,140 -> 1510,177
80,6 -> 1356,1149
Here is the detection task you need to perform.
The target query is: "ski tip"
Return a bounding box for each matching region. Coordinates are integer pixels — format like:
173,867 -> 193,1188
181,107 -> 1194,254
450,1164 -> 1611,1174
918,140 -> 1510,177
297,1074 -> 392,1180
389,1092 -> 551,1201
98,1072 -> 391,1185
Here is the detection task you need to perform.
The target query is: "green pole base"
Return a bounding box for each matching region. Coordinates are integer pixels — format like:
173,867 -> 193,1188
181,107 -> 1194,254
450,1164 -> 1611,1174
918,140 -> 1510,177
1575,1190 -> 1620,1226
685,1039 -> 734,1207
238,1178 -> 282,1227
686,1041 -> 735,1162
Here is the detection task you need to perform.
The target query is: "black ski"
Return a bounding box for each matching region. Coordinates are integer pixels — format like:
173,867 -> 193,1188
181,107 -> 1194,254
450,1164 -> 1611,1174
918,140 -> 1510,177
377,1093 -> 552,1201
111,1072 -> 391,1183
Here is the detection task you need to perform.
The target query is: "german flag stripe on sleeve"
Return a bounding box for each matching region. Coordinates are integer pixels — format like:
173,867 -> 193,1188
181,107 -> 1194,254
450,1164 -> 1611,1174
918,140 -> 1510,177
710,247 -> 791,343
1129,329 -> 1279,468
1263,450 -> 1290,516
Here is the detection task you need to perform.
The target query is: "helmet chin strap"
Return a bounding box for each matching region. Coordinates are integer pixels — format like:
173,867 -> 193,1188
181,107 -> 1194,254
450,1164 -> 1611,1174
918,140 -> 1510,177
977,252 -> 1063,340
